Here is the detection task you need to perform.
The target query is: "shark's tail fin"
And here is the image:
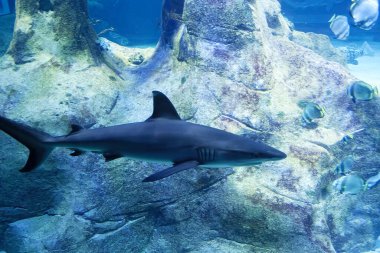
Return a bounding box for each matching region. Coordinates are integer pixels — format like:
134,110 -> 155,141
0,115 -> 55,172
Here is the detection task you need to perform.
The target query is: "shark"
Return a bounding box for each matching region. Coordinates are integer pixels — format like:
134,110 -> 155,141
0,91 -> 286,182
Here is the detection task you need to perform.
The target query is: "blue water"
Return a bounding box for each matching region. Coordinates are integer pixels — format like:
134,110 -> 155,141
0,0 -> 162,52
281,1 -> 380,41
88,0 -> 162,47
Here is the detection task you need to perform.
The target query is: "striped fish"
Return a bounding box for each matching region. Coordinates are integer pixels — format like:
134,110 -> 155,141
329,14 -> 350,40
350,0 -> 379,30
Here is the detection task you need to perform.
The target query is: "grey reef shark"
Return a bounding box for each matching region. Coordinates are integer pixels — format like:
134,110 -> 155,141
0,91 -> 286,182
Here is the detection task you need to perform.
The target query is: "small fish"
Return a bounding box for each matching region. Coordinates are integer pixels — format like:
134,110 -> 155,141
333,174 -> 365,194
329,14 -> 350,40
347,81 -> 378,103
334,156 -> 354,175
298,101 -> 326,124
97,27 -> 115,37
341,128 -> 365,143
350,0 -> 379,30
364,172 -> 380,190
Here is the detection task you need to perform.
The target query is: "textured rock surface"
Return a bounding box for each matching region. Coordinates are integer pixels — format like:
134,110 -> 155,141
7,0 -> 100,65
289,31 -> 346,64
98,37 -> 155,69
0,0 -> 379,252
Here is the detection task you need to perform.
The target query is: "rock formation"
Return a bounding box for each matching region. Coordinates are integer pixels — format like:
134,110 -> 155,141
0,0 -> 378,252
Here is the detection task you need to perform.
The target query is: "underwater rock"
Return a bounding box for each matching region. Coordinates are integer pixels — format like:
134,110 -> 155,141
0,0 -> 379,252
6,0 -> 101,65
290,31 -> 346,64
338,45 -> 365,65
128,53 -> 145,65
98,37 -> 154,70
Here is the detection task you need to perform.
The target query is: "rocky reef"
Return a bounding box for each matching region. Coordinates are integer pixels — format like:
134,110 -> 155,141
0,0 -> 379,252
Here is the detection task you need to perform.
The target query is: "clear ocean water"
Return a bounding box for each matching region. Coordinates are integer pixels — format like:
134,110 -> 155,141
88,0 -> 162,47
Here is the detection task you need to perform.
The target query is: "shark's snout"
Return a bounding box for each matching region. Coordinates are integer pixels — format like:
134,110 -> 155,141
261,146 -> 287,161
272,149 -> 287,160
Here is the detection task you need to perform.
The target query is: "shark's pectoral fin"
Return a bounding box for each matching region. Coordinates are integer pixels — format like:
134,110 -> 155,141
70,149 -> 84,156
103,153 -> 123,162
143,160 -> 199,182
146,91 -> 182,121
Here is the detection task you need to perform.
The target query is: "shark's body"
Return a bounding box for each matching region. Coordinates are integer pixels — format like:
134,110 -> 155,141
0,91 -> 286,181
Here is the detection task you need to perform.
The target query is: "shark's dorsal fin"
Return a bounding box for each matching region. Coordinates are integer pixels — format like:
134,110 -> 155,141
146,91 -> 181,121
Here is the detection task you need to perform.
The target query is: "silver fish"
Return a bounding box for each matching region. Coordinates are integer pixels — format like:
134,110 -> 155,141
350,0 -> 379,30
329,14 -> 350,40
365,172 -> 380,190
347,81 -> 378,103
333,174 -> 365,194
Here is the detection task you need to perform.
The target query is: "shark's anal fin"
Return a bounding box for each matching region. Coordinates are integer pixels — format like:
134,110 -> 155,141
146,91 -> 181,121
103,153 -> 123,162
70,149 -> 84,156
143,160 -> 199,182
20,147 -> 52,172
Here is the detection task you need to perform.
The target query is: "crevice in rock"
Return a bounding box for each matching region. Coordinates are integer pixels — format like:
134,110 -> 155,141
262,185 -> 312,205
265,13 -> 281,29
7,30 -> 35,64
221,114 -> 264,133
39,0 -> 53,12
106,92 -> 119,114
307,140 -> 332,153
89,217 -> 145,240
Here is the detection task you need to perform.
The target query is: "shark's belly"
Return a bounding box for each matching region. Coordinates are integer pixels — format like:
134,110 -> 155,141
118,144 -> 197,163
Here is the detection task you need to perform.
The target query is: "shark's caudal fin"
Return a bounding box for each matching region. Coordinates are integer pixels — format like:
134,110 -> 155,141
0,116 -> 54,172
